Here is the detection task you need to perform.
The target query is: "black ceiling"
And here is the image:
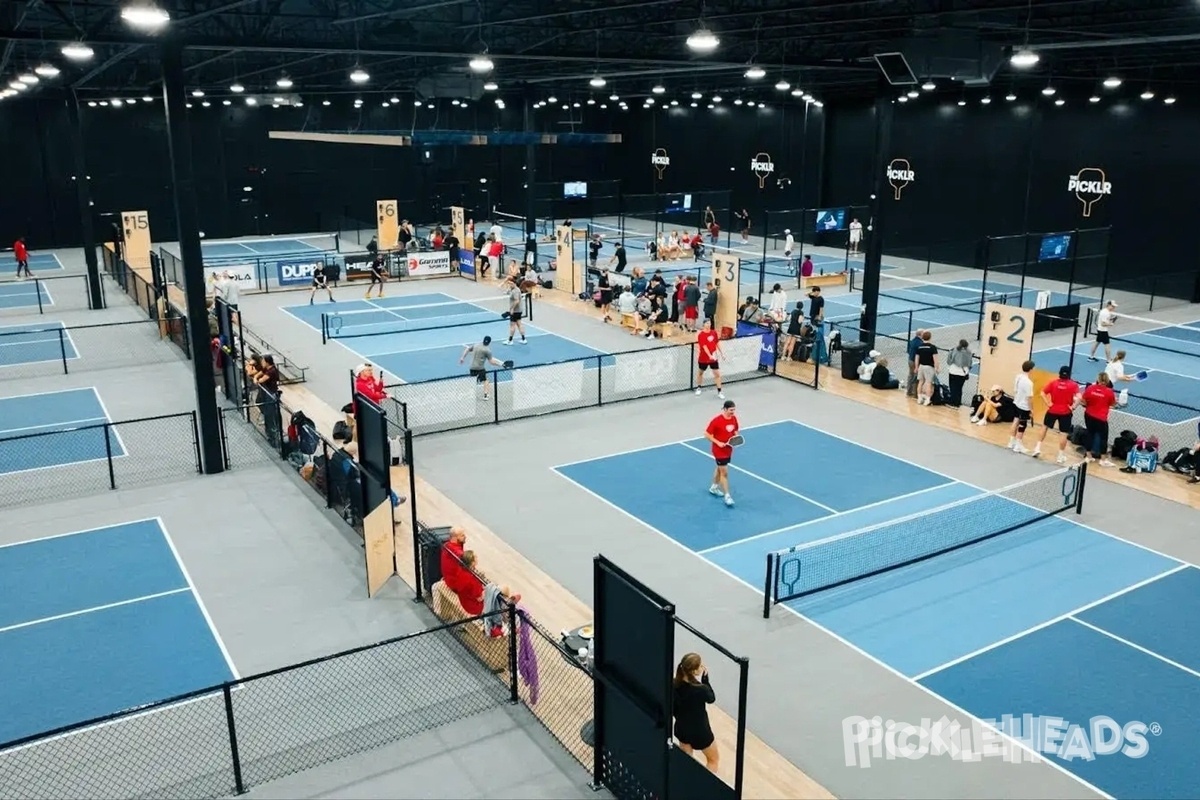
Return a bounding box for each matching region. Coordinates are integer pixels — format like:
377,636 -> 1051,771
3,0 -> 1200,107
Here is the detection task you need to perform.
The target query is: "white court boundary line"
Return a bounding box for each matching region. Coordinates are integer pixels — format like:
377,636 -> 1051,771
676,440 -> 838,513
1069,615 -> 1200,680
0,516 -> 163,551
548,465 -> 1115,800
910,565 -> 1189,681
1051,343 -> 1200,383
87,387 -> 129,461
0,417 -> 109,436
0,588 -> 190,635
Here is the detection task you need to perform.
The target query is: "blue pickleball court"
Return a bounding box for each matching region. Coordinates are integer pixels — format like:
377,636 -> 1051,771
0,322 -> 79,369
0,387 -> 125,475
554,420 -> 1199,798
0,518 -> 236,744
0,280 -> 53,311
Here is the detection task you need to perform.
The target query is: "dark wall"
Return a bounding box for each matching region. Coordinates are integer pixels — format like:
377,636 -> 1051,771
0,97 -> 616,249
823,97 -> 1197,280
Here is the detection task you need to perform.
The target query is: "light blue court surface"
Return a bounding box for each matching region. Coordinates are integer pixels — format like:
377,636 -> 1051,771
825,278 -> 1100,334
554,420 -> 1198,798
8,252 -> 64,272
0,519 -> 235,743
167,235 -> 331,265
0,279 -> 53,311
1038,318 -> 1200,426
0,387 -> 125,474
284,291 -> 607,383
0,322 -> 78,368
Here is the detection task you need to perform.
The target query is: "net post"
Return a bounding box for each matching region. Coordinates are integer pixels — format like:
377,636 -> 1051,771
689,342 -> 696,390
977,237 -> 991,341
1075,461 -> 1088,514
507,602 -> 520,703
222,683 -> 246,795
762,553 -> 774,618
58,327 -> 69,375
320,313 -> 327,345
492,373 -> 500,423
734,656 -> 750,800
104,423 -> 117,490
36,278 -> 44,314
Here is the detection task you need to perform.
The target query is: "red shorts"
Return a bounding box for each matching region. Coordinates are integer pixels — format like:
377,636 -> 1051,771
684,307 -> 698,320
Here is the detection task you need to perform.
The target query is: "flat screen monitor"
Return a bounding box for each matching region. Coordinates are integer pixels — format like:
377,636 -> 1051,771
814,208 -> 846,232
663,193 -> 693,214
1039,233 -> 1071,261
564,181 -> 588,198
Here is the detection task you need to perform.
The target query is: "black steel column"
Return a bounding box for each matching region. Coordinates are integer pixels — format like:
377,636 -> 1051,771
67,89 -> 104,309
523,87 -> 538,251
859,88 -> 894,346
162,41 -> 223,475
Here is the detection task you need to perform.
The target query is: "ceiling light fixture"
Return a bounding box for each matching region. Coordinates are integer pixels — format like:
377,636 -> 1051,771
349,67 -> 370,84
245,96 -> 257,106
1089,95 -> 1100,104
922,80 -> 936,91
547,95 -> 557,103
1041,85 -> 1056,96
957,99 -> 966,106
276,75 -> 293,89
127,98 -> 136,104
711,94 -> 722,103
744,66 -> 766,79
469,53 -> 494,73
734,98 -> 743,105
1165,96 -> 1177,105
142,95 -> 154,102
898,96 -> 908,103
609,93 -> 619,101
686,27 -> 719,52
652,85 -> 665,94
1010,49 -> 1039,68
691,91 -> 702,99
191,89 -> 204,97
589,74 -> 606,88
1140,87 -> 1154,100
34,64 -> 60,78
223,99 -> 232,106
791,88 -> 803,97
9,81 -> 28,91
62,42 -> 95,60
1054,98 -> 1065,106
111,98 -> 123,107
1103,76 -> 1122,89
120,2 -> 171,30
18,74 -> 38,85
98,100 -> 108,106
229,82 -> 245,93
322,99 -> 331,106
87,100 -> 97,107
202,101 -> 211,107
981,96 -> 992,104
483,81 -> 498,91
774,79 -> 790,91
907,89 -> 919,98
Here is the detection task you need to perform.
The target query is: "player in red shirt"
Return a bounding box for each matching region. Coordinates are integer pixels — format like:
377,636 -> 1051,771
705,400 -> 739,507
1081,372 -> 1119,467
13,237 -> 32,279
1032,366 -> 1081,464
694,319 -> 725,399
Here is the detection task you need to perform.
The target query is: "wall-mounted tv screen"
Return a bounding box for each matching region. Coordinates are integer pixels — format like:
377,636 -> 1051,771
564,181 -> 588,198
1039,233 -> 1072,261
814,208 -> 846,232
664,193 -> 693,214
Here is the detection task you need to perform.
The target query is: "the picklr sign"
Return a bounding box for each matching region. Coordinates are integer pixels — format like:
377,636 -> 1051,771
751,153 -> 774,188
1068,168 -> 1111,218
652,148 -> 670,180
887,159 -> 915,200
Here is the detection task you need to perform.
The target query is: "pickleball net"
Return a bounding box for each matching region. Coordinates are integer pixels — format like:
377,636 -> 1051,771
854,272 -> 1014,311
1085,307 -> 1200,361
763,464 -> 1086,615
492,211 -> 554,241
320,295 -> 531,343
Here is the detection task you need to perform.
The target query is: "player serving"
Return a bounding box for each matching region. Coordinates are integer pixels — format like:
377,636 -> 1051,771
705,399 -> 741,508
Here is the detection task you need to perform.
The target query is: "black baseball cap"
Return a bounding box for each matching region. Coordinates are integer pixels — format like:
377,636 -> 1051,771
1059,366 -> 1071,378
722,399 -> 736,409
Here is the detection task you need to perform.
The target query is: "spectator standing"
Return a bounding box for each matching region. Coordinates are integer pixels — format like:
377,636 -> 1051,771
906,329 -> 926,398
945,340 -> 973,407
702,281 -> 719,327
682,276 -> 701,332
1008,360 -> 1036,454
1033,366 -> 1081,464
913,331 -> 939,406
672,653 -> 719,773
1081,373 -> 1119,467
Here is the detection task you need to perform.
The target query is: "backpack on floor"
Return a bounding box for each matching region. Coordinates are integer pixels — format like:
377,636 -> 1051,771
929,382 -> 950,406
1111,430 -> 1138,461
1122,445 -> 1159,474
1069,425 -> 1089,447
1160,448 -> 1195,474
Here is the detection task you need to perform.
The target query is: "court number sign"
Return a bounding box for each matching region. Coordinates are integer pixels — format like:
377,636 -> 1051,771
379,201 -> 397,222
1006,315 -> 1027,345
123,211 -> 149,237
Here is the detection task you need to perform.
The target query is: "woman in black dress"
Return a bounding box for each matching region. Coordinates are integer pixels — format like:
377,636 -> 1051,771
672,653 -> 719,772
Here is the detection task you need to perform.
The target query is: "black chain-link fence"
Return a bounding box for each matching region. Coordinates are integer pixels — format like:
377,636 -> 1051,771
100,248 -> 191,361
0,614 -> 518,800
0,274 -> 99,317
0,319 -> 189,379
388,338 -> 775,436
0,412 -> 202,509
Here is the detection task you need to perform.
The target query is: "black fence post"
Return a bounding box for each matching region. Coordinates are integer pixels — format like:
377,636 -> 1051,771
492,375 -> 500,424
190,411 -> 203,472
103,424 -> 117,490
596,354 -> 604,406
507,603 -> 520,703
58,327 -> 69,375
1075,461 -> 1089,515
762,553 -> 774,618
36,278 -> 44,314
217,409 -> 232,469
734,656 -> 750,800
222,684 -> 246,795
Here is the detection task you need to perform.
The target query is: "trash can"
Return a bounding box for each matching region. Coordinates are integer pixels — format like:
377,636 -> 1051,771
840,341 -> 869,380
417,525 -> 453,595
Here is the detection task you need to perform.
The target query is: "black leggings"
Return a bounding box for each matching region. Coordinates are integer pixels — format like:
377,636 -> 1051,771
1084,415 -> 1109,458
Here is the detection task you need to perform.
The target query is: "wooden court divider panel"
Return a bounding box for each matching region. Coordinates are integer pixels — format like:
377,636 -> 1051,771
450,206 -> 465,250
978,302 -> 1036,396
120,210 -> 152,275
1028,367 -> 1059,423
377,200 -> 399,250
363,499 -> 397,597
712,254 -> 741,335
556,224 -> 579,296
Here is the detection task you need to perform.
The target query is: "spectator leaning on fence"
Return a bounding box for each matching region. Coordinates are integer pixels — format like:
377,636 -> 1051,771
354,364 -> 388,405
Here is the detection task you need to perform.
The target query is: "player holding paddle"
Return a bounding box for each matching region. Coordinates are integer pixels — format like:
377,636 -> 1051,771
705,399 -> 742,508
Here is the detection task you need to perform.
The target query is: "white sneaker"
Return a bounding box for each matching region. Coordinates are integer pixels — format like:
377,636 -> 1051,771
975,418 -> 988,426
709,485 -> 724,496
1007,439 -> 1016,449
694,388 -> 702,396
1031,449 -> 1042,458
501,340 -> 512,346
1013,444 -> 1028,455
518,338 -> 527,345
724,494 -> 734,507
1100,459 -> 1115,468
717,391 -> 725,399
1056,453 -> 1067,465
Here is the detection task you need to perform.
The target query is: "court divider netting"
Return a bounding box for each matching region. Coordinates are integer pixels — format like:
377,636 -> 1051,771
763,464 -> 1087,617
1085,306 -> 1200,362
